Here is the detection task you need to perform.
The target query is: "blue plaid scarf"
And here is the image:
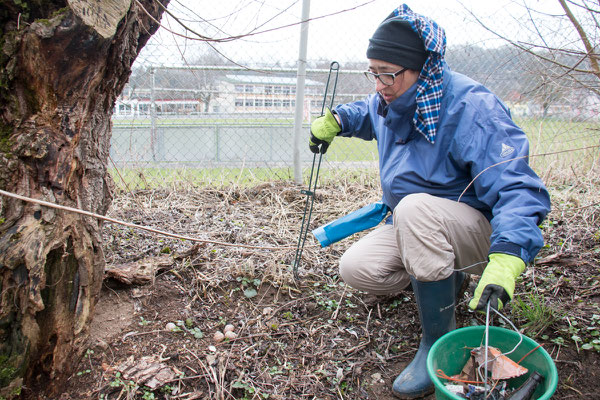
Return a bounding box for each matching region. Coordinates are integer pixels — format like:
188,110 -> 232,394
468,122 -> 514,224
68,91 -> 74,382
391,4 -> 446,144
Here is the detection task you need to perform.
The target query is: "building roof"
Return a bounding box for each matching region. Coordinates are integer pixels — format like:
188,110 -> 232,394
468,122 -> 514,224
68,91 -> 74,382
222,74 -> 323,87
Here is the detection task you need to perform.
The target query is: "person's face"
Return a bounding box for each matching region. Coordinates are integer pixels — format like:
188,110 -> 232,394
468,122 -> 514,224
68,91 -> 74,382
367,59 -> 420,104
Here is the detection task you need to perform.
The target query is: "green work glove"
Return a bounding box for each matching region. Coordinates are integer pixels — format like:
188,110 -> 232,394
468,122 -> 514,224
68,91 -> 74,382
469,253 -> 526,311
309,108 -> 341,154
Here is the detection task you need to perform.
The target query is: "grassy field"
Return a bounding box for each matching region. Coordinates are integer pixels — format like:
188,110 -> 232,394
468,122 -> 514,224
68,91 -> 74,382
112,116 -> 296,126
109,164 -> 380,191
109,116 -> 599,190
516,118 -> 599,179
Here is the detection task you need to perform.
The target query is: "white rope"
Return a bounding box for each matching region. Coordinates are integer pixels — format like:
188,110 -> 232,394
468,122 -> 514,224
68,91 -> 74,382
0,189 -> 298,251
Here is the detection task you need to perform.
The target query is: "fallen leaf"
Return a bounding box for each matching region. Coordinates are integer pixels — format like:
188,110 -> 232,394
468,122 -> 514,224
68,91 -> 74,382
472,346 -> 528,380
105,255 -> 173,285
116,355 -> 176,389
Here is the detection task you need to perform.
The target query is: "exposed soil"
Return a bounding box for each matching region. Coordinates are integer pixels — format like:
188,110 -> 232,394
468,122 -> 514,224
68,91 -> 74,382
27,182 -> 600,399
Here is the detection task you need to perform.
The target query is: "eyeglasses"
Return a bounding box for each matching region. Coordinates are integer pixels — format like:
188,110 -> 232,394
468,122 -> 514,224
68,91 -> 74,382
363,67 -> 408,86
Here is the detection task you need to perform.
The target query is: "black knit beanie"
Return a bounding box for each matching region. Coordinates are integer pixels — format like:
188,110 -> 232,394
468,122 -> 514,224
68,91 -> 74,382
366,15 -> 428,71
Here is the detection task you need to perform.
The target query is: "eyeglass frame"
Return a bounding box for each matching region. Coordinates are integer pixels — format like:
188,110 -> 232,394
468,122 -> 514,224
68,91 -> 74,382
363,67 -> 409,86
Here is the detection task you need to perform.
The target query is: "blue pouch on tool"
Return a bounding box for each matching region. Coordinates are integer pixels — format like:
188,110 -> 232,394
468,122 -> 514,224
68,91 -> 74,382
312,202 -> 390,247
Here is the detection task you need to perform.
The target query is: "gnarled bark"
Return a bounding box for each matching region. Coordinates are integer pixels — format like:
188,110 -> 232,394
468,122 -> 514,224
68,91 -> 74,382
0,0 -> 168,397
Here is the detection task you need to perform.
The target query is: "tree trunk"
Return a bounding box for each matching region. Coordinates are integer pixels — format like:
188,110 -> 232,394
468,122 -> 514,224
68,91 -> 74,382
0,0 -> 168,397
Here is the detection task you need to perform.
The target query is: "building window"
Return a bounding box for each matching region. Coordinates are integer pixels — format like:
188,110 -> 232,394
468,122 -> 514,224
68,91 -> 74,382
245,99 -> 254,107
255,99 -> 264,107
273,100 -> 282,107
118,104 -> 132,114
234,85 -> 244,93
245,85 -> 254,93
291,87 -> 297,95
273,86 -> 282,94
235,99 -> 244,107
265,100 -> 273,107
264,86 -> 272,94
283,86 -> 290,95
282,100 -> 291,107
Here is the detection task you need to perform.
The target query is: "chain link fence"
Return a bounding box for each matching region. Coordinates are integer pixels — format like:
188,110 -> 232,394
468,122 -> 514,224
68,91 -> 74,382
109,0 -> 600,189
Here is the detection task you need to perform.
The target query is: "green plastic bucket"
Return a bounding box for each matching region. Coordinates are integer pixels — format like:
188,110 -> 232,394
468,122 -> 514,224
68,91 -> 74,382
426,326 -> 558,399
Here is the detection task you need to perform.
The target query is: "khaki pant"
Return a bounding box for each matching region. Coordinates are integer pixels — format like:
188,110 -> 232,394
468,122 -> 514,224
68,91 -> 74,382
339,193 -> 492,295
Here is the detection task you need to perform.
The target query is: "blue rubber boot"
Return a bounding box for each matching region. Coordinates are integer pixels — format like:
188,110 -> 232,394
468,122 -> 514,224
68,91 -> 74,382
392,273 -> 457,399
455,271 -> 468,299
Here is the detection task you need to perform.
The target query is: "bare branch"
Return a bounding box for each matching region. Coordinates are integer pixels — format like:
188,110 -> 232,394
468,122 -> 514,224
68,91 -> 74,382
558,0 -> 600,80
461,4 -> 599,79
523,0 -> 551,49
137,0 -> 376,44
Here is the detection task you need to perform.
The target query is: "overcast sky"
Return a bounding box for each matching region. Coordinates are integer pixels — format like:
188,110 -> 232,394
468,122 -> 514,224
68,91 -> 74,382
139,0 -> 580,67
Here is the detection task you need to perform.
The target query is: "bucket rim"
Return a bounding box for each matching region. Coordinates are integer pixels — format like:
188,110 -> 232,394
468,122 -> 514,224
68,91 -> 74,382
426,325 -> 558,400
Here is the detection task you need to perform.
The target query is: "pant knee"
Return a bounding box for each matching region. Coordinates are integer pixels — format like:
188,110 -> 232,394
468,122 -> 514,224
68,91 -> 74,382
393,193 -> 455,281
338,251 -> 363,289
393,193 -> 433,227
339,252 -> 409,295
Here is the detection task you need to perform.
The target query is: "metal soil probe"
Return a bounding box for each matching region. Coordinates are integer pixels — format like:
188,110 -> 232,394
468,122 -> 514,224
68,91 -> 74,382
292,61 -> 340,279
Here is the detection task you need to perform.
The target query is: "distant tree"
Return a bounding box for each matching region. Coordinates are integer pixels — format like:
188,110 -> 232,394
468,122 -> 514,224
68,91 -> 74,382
189,50 -> 234,112
467,0 -> 599,100
522,57 -> 572,117
125,48 -> 232,113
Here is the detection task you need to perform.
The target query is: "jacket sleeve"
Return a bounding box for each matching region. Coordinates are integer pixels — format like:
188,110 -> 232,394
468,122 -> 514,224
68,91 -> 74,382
452,95 -> 551,263
333,95 -> 378,141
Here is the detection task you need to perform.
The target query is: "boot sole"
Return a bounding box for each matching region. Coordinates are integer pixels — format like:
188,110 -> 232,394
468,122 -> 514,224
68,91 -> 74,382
392,386 -> 434,399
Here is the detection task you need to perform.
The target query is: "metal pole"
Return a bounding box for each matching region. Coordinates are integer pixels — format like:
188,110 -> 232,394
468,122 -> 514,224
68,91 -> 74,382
292,0 -> 311,184
292,62 -> 339,279
150,67 -> 157,162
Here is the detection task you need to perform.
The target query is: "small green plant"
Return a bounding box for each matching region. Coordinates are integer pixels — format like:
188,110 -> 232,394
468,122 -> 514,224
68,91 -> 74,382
282,311 -> 293,320
108,372 -> 139,397
76,369 -> 91,376
109,372 -> 125,388
175,320 -> 204,339
189,327 -> 204,339
76,349 -> 94,376
161,384 -> 174,394
581,314 -> 600,352
511,292 -> 557,338
338,380 -> 353,396
160,246 -> 171,254
345,298 -> 358,309
237,276 -> 261,298
0,355 -> 17,387
316,297 -> 338,312
141,389 -> 156,400
546,315 -> 600,353
232,380 -> 256,399
268,365 -> 284,376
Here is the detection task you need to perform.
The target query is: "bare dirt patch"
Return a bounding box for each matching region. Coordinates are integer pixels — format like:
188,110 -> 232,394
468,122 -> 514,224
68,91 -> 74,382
30,182 -> 600,399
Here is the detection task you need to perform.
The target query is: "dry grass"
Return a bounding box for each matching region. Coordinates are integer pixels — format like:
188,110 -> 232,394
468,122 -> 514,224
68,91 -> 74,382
54,169 -> 600,400
105,172 -> 383,285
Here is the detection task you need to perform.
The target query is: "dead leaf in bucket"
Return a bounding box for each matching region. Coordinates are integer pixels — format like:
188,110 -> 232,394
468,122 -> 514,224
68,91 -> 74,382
453,354 -> 477,382
472,346 -> 528,380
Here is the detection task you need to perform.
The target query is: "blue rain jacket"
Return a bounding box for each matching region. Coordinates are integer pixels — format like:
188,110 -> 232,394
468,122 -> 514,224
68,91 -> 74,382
334,67 -> 550,263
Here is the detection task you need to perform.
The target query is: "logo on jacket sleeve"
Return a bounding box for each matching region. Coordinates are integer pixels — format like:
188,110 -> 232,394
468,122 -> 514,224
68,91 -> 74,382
500,143 -> 515,158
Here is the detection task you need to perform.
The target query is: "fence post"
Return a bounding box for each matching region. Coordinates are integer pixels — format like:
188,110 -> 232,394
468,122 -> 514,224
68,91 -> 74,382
292,0 -> 311,184
215,125 -> 220,162
150,66 -> 157,162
